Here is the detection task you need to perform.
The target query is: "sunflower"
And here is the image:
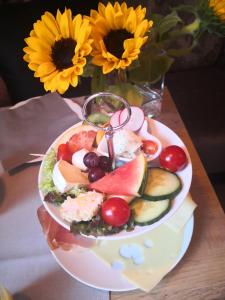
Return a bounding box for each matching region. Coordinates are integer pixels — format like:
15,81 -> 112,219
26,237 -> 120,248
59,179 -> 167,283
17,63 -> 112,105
209,0 -> 225,22
88,2 -> 153,74
23,8 -> 93,94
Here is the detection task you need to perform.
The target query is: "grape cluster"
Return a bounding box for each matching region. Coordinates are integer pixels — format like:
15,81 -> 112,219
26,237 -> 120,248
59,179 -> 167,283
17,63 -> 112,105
83,152 -> 112,182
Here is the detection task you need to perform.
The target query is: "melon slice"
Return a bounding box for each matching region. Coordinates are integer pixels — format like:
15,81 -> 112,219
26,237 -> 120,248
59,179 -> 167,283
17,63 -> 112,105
53,160 -> 89,193
89,153 -> 147,196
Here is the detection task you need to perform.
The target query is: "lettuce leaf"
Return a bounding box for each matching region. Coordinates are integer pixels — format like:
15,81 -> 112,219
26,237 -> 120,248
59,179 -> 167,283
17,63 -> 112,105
39,148 -> 57,195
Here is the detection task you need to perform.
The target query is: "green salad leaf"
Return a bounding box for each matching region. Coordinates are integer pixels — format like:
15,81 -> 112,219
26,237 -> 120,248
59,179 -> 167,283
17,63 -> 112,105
39,148 -> 57,195
39,148 -> 89,198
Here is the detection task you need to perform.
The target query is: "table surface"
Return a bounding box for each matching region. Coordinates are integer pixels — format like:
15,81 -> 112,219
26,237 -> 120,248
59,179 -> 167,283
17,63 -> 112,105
110,88 -> 225,300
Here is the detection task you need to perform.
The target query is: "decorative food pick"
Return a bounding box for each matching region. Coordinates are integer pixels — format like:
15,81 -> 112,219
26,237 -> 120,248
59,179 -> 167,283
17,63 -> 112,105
82,92 -> 131,169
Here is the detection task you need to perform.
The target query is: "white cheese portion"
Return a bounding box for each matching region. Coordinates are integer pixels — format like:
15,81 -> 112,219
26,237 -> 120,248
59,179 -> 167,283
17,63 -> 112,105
52,160 -> 88,193
113,129 -> 142,159
91,196 -> 197,292
165,194 -> 197,232
60,191 -> 104,222
72,148 -> 89,171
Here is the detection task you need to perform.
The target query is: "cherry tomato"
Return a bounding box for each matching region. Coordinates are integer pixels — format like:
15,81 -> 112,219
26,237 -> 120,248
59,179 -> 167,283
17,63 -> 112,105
101,197 -> 131,227
57,143 -> 72,163
159,145 -> 187,172
142,140 -> 158,155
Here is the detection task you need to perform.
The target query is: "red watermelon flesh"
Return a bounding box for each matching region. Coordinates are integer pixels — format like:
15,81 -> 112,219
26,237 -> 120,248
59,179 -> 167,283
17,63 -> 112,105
89,153 -> 147,196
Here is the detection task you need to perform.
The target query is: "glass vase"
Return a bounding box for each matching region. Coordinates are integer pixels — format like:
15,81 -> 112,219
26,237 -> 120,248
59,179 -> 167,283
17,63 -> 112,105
134,75 -> 165,118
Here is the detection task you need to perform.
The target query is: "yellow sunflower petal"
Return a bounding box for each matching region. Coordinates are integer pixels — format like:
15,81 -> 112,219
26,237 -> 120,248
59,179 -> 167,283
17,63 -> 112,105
58,9 -> 70,38
98,2 -> 106,17
121,2 -> 128,15
23,54 -> 30,63
61,66 -> 74,78
105,2 -> 116,29
92,55 -> 106,66
125,9 -> 137,33
33,20 -> 55,44
134,20 -> 150,38
135,5 -> 146,24
73,14 -> 82,41
36,62 -> 56,77
57,74 -> 70,94
28,62 -> 38,72
113,4 -> 125,29
70,73 -> 78,87
40,70 -> 58,83
29,51 -> 51,64
25,36 -> 51,52
23,46 -> 35,54
66,9 -> 74,38
42,12 -> 60,37
103,61 -> 117,74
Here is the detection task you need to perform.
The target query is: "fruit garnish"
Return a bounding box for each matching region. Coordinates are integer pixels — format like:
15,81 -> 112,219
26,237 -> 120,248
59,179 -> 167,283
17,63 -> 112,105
52,160 -> 89,193
98,156 -> 112,172
101,197 -> 131,227
159,145 -> 187,172
142,140 -> 158,155
57,143 -> 72,163
83,152 -> 99,168
89,153 -> 147,196
96,130 -> 105,145
68,130 -> 96,153
88,167 -> 105,182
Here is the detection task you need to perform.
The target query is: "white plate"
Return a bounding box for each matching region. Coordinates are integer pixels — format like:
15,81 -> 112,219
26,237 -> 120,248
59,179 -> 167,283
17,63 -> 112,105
51,215 -> 194,291
38,119 -> 192,240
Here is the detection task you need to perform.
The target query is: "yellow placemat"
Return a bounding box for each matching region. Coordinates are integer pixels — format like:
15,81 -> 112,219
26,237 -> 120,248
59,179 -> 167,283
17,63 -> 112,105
91,194 -> 197,292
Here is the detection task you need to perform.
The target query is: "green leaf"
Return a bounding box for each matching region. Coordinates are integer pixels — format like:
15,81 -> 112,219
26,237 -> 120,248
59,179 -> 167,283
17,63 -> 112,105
128,50 -> 174,84
91,67 -> 107,93
157,10 -> 182,40
82,63 -> 95,78
169,18 -> 200,38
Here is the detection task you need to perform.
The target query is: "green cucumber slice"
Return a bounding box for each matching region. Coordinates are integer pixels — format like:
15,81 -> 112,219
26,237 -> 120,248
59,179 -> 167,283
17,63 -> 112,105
138,164 -> 148,195
143,167 -> 182,201
131,197 -> 171,226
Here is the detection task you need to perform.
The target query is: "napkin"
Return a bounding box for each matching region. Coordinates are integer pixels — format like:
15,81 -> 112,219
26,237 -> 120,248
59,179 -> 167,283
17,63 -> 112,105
0,167 -> 109,300
0,93 -> 81,173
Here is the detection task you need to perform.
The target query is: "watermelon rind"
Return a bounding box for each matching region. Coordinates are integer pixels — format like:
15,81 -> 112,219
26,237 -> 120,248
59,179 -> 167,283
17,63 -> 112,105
89,153 -> 147,196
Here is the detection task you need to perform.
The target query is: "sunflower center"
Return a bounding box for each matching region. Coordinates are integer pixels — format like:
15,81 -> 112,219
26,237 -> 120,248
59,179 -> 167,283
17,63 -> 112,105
51,38 -> 76,71
104,29 -> 133,59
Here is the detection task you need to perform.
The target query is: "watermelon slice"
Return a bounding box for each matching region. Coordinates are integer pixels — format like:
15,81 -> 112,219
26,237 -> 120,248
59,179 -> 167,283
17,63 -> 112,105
89,153 -> 147,196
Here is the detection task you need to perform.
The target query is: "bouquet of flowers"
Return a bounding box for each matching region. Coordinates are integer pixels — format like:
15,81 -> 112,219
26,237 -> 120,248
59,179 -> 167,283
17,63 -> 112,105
23,0 -> 225,104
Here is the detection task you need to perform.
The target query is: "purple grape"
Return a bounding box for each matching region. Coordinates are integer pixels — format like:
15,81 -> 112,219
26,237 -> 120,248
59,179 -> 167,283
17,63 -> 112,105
88,167 -> 105,182
83,152 -> 99,168
98,156 -> 112,172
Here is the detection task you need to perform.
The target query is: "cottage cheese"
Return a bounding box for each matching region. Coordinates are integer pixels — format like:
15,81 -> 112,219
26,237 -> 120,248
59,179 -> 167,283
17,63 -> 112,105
113,129 -> 142,159
60,191 -> 104,223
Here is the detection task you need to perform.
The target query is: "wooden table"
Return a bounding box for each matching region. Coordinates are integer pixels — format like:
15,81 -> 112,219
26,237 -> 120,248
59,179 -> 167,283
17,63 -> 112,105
110,88 -> 225,300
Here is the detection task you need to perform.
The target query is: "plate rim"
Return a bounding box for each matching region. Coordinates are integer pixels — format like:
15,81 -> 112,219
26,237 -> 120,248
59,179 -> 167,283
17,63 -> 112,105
51,214 -> 194,292
38,118 -> 192,240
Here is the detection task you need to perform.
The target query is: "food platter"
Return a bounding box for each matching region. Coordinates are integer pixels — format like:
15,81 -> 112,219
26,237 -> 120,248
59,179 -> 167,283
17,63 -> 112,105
38,118 -> 192,240
51,215 -> 194,291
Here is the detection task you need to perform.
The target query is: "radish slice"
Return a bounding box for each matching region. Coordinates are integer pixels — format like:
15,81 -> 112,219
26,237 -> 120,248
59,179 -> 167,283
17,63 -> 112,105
110,110 -> 122,127
119,106 -> 145,132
